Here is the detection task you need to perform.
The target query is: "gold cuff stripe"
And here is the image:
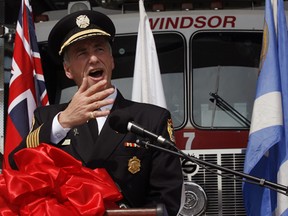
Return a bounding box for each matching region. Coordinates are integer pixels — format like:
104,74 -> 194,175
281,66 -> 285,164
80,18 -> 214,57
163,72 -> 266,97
26,125 -> 43,148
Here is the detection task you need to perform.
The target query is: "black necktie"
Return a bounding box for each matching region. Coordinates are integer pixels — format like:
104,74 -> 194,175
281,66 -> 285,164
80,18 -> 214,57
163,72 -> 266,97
88,119 -> 98,142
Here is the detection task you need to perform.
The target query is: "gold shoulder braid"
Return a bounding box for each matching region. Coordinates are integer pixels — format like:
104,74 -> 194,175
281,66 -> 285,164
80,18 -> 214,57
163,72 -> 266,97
26,124 -> 43,148
167,118 -> 175,143
29,116 -> 36,133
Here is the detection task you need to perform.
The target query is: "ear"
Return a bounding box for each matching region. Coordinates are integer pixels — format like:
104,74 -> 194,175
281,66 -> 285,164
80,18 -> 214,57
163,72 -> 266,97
63,62 -> 73,80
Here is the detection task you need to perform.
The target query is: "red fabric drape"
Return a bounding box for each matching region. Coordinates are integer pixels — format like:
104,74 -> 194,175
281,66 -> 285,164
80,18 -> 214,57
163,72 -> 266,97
0,144 -> 123,215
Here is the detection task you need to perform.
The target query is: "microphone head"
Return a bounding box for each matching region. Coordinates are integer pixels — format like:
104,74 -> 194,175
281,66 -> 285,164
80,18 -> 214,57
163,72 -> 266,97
109,109 -> 134,134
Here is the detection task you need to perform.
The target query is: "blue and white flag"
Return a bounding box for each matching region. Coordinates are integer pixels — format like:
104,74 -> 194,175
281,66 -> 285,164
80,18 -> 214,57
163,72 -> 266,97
132,0 -> 167,108
243,0 -> 288,215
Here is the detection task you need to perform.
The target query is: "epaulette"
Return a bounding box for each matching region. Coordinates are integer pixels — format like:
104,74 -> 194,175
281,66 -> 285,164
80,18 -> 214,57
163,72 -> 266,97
26,124 -> 43,148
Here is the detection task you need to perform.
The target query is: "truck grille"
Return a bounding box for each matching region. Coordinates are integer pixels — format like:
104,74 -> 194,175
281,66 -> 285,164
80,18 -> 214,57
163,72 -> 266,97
182,149 -> 246,216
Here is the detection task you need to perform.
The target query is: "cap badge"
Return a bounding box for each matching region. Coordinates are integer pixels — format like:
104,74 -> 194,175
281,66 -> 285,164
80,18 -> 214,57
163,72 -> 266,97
76,15 -> 90,28
128,156 -> 141,174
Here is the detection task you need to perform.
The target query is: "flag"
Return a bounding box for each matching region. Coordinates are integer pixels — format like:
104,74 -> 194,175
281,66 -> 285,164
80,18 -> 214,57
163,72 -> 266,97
3,0 -> 49,169
243,0 -> 288,215
131,0 -> 167,108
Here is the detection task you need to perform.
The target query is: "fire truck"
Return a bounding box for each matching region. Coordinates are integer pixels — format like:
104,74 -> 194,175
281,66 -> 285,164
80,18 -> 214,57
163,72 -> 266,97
2,0 -> 287,215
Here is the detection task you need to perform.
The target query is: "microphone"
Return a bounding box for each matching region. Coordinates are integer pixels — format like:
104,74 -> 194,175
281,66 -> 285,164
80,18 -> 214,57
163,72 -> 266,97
109,110 -> 288,195
109,110 -> 175,147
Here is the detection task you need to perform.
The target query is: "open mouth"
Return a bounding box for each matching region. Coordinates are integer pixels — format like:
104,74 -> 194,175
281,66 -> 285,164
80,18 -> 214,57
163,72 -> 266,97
89,70 -> 103,78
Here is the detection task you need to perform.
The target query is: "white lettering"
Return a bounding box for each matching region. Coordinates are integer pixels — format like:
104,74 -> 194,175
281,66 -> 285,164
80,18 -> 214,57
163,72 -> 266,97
150,16 -> 236,30
184,132 -> 195,149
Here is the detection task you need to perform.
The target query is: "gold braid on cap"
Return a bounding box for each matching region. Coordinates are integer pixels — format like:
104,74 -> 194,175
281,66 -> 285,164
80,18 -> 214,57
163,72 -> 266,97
26,124 -> 43,148
59,29 -> 111,55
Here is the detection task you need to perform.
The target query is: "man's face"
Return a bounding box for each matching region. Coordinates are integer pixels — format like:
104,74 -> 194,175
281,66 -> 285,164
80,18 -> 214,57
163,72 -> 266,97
63,36 -> 114,90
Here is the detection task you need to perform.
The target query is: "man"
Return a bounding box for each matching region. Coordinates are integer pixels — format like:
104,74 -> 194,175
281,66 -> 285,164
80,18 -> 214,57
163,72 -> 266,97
9,10 -> 183,215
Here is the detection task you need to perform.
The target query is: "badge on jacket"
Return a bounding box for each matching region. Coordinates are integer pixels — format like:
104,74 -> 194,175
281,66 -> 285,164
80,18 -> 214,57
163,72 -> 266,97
128,156 -> 141,174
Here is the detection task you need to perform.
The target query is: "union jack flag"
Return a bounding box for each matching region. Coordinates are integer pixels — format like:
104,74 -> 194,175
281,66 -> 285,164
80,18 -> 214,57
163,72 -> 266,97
3,0 -> 49,169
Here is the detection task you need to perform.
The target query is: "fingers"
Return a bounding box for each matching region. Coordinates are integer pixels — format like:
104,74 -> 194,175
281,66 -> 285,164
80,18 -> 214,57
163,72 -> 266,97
88,88 -> 114,104
79,78 -> 109,96
60,79 -> 115,127
88,98 -> 114,120
81,79 -> 114,103
89,111 -> 95,119
89,109 -> 111,120
91,98 -> 114,111
78,77 -> 89,93
86,80 -> 109,96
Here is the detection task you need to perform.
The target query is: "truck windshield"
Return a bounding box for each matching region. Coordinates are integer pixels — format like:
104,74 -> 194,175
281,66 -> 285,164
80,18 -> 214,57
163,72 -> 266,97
191,31 -> 262,129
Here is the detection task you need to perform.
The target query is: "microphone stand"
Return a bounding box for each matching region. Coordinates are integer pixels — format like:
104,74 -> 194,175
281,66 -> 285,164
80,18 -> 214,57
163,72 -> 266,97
136,139 -> 288,196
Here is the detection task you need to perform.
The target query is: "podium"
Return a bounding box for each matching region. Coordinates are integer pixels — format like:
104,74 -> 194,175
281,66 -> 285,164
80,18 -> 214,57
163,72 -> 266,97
105,205 -> 165,216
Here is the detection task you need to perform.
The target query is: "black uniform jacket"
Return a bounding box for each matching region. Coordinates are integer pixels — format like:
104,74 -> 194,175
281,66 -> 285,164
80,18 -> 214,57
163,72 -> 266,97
9,91 -> 183,216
